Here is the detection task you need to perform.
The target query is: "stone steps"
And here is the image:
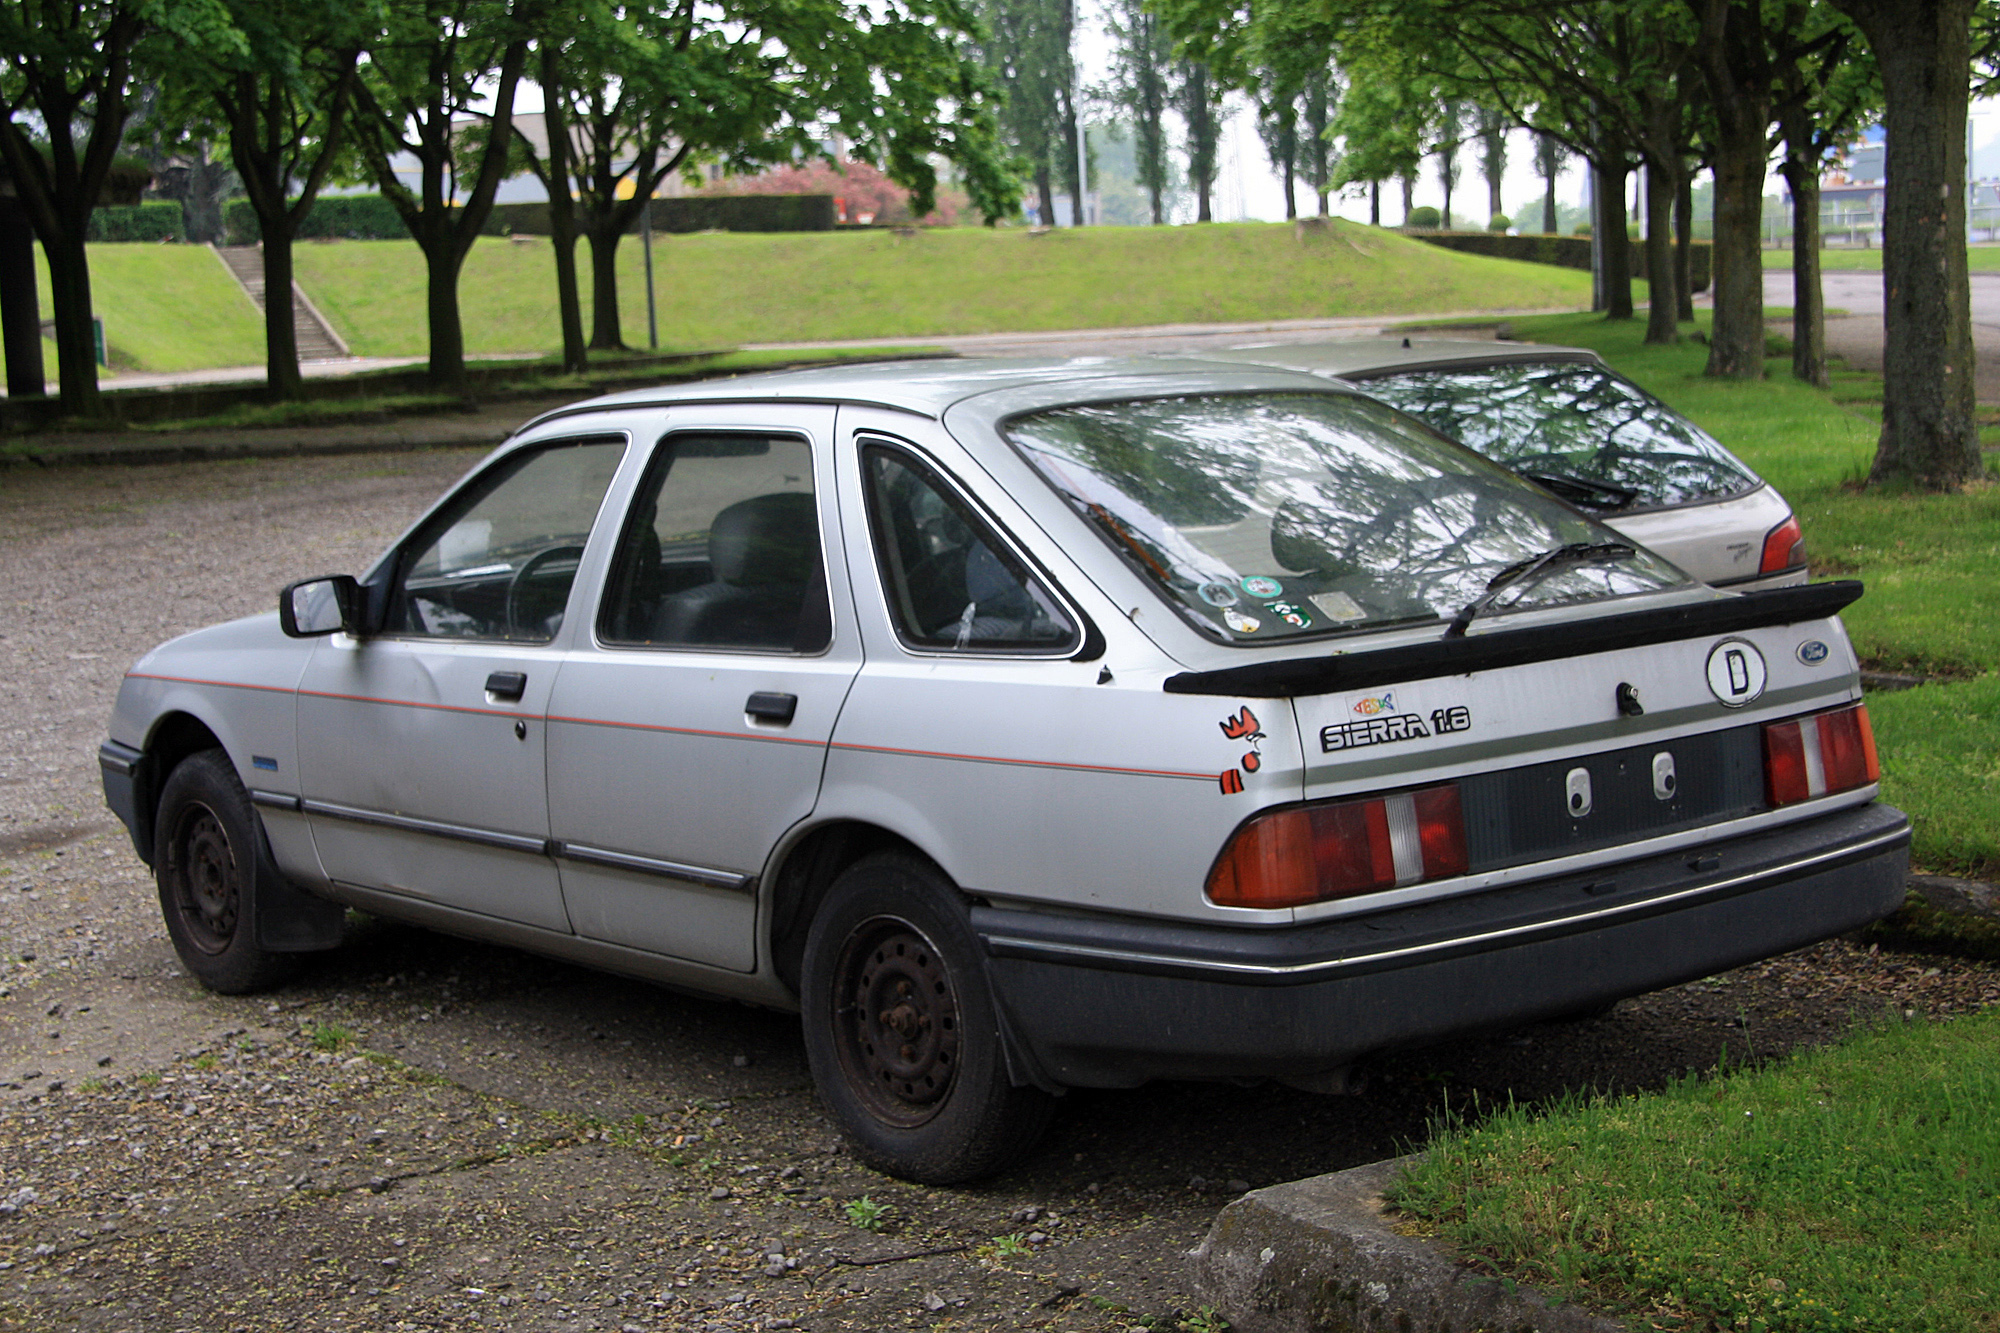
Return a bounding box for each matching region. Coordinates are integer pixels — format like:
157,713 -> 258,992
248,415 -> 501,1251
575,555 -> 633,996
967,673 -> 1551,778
211,245 -> 349,362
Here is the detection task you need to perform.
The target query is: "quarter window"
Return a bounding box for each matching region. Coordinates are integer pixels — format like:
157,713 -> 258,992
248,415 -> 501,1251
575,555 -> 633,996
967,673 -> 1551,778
862,443 -> 1078,653
387,437 -> 624,642
598,433 -> 830,653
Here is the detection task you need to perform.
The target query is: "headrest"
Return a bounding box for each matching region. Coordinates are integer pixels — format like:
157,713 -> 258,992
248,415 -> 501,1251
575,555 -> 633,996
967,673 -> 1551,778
710,492 -> 819,586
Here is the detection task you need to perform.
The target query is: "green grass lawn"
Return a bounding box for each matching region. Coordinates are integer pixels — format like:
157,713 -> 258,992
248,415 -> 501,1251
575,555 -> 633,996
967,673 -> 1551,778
39,243 -> 267,373
1761,245 -> 2000,271
290,222 -> 1594,358
1496,310 -> 2000,877
1390,1007 -> 2000,1333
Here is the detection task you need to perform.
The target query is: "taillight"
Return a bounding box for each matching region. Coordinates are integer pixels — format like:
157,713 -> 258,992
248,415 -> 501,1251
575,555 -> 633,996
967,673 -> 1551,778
1208,784 -> 1468,909
1763,703 -> 1879,807
1759,515 -> 1806,574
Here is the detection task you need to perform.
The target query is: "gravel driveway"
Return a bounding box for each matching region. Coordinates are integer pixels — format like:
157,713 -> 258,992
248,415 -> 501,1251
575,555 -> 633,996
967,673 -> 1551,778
2,448 -> 1994,1333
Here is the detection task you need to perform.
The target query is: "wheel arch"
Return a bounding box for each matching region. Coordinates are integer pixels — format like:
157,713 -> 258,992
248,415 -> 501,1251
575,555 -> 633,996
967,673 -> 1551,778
764,820 -> 944,997
132,711 -> 227,866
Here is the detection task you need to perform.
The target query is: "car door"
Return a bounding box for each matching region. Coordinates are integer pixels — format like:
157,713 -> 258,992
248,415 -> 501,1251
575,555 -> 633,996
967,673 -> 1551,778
294,434 -> 628,931
544,405 -> 860,971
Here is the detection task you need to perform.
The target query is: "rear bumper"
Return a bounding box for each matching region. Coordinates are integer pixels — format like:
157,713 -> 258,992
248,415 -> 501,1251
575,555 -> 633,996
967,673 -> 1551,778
973,801 -> 1909,1089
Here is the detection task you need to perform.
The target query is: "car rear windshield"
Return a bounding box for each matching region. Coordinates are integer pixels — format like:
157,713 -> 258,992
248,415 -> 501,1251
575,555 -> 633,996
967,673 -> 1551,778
1005,392 -> 1687,645
1356,361 -> 1758,509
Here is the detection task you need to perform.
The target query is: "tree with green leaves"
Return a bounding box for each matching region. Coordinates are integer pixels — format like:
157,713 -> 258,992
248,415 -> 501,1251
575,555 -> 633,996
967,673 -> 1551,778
1103,0 -> 1174,224
1434,98 -> 1463,228
521,0 -> 1016,361
1327,52 -> 1429,226
974,0 -> 1075,225
347,0 -> 535,392
0,0 -> 240,413
176,0 -> 379,397
1178,60 -> 1218,222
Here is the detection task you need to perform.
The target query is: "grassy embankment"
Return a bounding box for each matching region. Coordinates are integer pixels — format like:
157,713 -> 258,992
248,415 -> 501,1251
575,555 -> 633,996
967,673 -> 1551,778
289,220 -> 1593,356
1389,309 -> 2000,1333
36,243 -> 266,374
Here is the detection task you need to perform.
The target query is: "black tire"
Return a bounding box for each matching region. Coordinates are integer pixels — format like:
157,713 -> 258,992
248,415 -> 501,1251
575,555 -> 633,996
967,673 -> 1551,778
154,748 -> 297,995
800,852 -> 1056,1184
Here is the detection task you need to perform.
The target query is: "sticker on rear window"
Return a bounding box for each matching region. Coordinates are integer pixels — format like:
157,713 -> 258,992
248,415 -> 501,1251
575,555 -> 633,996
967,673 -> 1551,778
1240,576 -> 1283,598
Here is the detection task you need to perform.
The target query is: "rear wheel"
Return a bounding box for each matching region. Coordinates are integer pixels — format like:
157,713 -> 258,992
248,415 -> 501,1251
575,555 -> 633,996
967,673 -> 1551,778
154,749 -> 297,994
800,852 -> 1055,1184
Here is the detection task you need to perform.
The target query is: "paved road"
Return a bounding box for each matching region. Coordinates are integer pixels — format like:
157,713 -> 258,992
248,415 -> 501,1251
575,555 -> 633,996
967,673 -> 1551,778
1764,267 -> 2000,402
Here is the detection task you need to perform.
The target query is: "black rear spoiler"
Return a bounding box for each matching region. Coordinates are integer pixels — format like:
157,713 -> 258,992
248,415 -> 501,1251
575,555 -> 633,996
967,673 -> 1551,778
1164,580 -> 1863,698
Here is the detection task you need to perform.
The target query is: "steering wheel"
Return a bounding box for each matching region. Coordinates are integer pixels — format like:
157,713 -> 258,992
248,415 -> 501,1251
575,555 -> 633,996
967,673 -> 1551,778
505,544 -> 586,639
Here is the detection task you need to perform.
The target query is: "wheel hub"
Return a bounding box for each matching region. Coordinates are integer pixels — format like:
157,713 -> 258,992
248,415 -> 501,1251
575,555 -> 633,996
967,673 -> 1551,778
835,918 -> 961,1127
170,805 -> 239,954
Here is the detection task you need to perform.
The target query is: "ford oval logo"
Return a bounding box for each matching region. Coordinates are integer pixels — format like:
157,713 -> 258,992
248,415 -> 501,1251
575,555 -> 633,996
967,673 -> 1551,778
1797,639 -> 1829,665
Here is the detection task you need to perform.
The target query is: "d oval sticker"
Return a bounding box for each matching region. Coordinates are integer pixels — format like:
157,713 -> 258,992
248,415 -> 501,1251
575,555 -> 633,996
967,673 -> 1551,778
1706,639 -> 1768,708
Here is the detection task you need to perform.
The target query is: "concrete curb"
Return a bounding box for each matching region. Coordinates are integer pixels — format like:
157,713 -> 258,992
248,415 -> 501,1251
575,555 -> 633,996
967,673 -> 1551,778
1189,1157 -> 1625,1333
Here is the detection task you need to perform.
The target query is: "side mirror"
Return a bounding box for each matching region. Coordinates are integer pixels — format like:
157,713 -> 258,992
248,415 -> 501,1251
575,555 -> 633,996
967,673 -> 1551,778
279,575 -> 363,637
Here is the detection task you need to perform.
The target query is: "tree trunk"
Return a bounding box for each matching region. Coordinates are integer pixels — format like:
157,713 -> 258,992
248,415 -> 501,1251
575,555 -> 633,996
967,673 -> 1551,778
1369,181 -> 1379,226
1644,156 -> 1679,344
43,226 -> 100,414
1400,174 -> 1415,223
1542,165 -> 1558,233
1675,171 -> 1696,320
261,227 -> 304,399
1281,145 -> 1297,220
425,243 -> 468,391
1834,0 -> 1979,487
586,225 -> 624,349
1594,149 -> 1634,321
1779,155 -> 1827,387
1035,165 -> 1055,228
1706,125 -> 1768,378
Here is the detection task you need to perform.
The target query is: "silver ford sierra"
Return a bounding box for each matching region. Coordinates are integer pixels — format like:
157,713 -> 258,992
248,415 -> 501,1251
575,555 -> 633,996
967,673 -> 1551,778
100,357 -> 1908,1184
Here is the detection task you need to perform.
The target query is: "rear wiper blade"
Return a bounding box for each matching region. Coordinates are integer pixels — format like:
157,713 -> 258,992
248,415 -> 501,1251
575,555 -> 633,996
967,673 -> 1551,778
1522,471 -> 1642,510
1444,540 -> 1637,638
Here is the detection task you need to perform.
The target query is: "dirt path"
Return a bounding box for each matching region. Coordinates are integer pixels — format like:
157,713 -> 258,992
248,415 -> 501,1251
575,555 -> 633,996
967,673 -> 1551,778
2,450 -> 1993,1333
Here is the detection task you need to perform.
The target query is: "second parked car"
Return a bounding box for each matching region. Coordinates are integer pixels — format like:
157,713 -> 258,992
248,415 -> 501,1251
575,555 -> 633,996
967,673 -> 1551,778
1197,337 -> 1807,590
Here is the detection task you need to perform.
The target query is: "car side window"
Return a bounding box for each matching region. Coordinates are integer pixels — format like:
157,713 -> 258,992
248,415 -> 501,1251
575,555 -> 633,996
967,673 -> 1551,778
862,442 -> 1079,654
598,432 -> 830,653
386,437 -> 625,643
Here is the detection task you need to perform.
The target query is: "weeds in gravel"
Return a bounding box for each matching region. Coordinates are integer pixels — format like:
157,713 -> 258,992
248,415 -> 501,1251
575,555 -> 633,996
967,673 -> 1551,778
305,1021 -> 355,1052
1389,1007 -> 2000,1332
842,1196 -> 888,1232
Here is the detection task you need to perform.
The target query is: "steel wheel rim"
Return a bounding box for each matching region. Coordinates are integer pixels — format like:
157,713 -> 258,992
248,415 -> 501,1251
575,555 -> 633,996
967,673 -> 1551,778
168,801 -> 239,954
830,915 -> 961,1128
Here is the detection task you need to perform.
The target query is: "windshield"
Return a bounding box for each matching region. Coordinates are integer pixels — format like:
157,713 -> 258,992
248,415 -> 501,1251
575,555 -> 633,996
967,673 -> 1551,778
1005,392 -> 1688,645
1356,361 -> 1758,509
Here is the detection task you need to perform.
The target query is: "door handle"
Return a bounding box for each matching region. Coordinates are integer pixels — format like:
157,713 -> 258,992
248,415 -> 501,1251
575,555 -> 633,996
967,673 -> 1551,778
745,691 -> 797,723
485,670 -> 528,702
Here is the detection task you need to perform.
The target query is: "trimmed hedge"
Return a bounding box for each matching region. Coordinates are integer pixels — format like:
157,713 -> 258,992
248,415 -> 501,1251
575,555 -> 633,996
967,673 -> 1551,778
224,194 -> 411,244
652,194 -> 836,233
87,201 -> 185,242
1412,230 -> 1711,293
220,193 -> 837,241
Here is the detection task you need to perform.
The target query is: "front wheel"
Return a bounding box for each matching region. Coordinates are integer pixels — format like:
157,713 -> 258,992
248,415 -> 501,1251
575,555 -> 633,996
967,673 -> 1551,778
154,749 -> 297,994
800,853 -> 1055,1184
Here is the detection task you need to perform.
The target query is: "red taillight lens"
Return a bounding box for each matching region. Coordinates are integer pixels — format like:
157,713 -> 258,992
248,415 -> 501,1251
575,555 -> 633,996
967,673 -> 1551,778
1763,703 -> 1879,807
1208,784 -> 1468,909
1760,515 -> 1806,574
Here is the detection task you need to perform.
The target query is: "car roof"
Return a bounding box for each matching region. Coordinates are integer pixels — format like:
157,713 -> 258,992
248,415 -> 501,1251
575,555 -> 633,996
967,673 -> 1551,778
514,354 -> 1341,435
1194,336 -> 1606,379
